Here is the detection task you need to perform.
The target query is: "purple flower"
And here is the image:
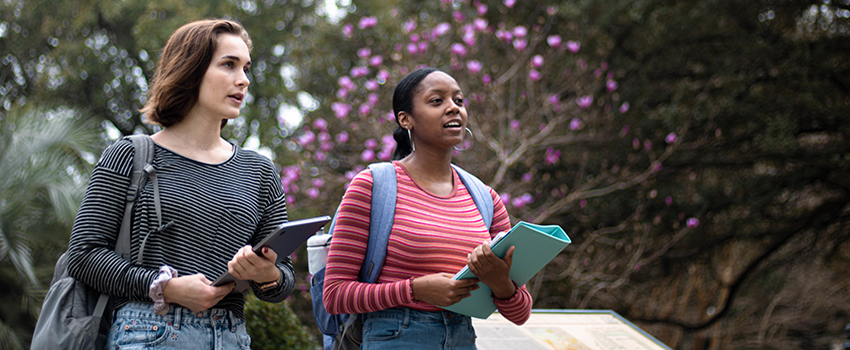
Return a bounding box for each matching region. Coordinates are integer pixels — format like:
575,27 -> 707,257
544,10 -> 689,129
474,18 -> 488,31
331,102 -> 351,119
298,131 -> 315,146
453,11 -> 464,22
665,196 -> 673,206
381,134 -> 395,147
403,20 -> 417,33
386,111 -> 396,122
318,149 -> 331,160
511,197 -> 525,209
376,70 -> 390,82
510,120 -> 520,129
686,218 -> 699,228
369,55 -> 383,67
365,79 -> 379,91
548,94 -> 559,104
528,69 -> 541,81
336,88 -> 348,98
434,22 -> 452,36
410,33 -> 420,43
335,131 -> 349,143
619,102 -> 630,113
576,95 -> 593,108
367,93 -> 379,106
320,142 -> 333,152
358,16 -> 377,29
313,118 -> 327,131
482,74 -> 492,84
632,138 -> 640,149
451,43 -> 468,56
357,47 -> 371,58
359,103 -> 372,116
580,199 -> 587,208
665,132 -> 678,144
504,0 -> 516,8
351,66 -> 369,78
338,76 -> 355,90
307,188 -> 319,199
644,140 -> 653,150
569,118 -> 582,130
467,60 -> 483,74
545,147 -> 561,164
606,80 -> 618,92
620,125 -> 630,136
361,149 -> 375,162
477,4 -> 488,15
495,30 -> 513,42
417,42 -> 428,52
365,138 -> 378,149
547,35 -> 562,48
407,43 -> 419,54
342,24 -> 353,38
317,132 -> 331,143
522,172 -> 533,182
532,55 -> 544,68
567,40 -> 580,53
463,31 -> 476,46
513,39 -> 527,51
512,26 -> 527,38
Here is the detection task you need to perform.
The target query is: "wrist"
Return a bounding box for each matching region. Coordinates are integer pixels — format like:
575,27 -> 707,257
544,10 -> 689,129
149,265 -> 178,315
255,268 -> 281,284
490,279 -> 517,300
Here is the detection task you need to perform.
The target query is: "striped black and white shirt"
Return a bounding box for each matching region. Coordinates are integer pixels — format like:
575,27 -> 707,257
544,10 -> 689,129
67,138 -> 293,319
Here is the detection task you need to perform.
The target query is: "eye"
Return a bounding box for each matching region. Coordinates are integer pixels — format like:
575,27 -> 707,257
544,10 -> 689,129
243,66 -> 250,74
430,98 -> 442,104
455,98 -> 465,106
224,62 -> 234,69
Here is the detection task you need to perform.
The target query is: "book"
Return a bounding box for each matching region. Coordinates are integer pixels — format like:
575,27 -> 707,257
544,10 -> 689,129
212,215 -> 332,292
441,221 -> 571,318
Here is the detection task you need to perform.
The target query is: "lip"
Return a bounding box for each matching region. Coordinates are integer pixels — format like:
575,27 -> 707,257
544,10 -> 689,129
443,118 -> 463,129
228,92 -> 245,104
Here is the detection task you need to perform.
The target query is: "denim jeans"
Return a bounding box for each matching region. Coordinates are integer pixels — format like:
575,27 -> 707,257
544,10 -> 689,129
106,301 -> 251,350
361,308 -> 477,350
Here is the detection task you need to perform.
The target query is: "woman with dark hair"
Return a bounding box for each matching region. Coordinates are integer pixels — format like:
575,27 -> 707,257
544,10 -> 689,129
323,68 -> 532,349
67,19 -> 293,349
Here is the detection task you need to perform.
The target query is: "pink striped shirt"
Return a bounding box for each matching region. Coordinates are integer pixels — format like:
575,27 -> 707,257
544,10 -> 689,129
323,161 -> 532,325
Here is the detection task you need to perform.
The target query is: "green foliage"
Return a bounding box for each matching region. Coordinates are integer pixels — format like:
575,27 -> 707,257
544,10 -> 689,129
244,294 -> 319,350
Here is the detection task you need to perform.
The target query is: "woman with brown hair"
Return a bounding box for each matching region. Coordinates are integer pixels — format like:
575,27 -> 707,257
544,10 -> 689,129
67,19 -> 292,349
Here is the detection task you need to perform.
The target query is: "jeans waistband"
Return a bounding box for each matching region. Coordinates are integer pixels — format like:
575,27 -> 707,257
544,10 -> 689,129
114,301 -> 242,331
365,307 -> 471,324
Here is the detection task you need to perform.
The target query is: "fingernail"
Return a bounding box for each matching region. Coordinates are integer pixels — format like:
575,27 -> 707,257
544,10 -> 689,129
263,247 -> 268,254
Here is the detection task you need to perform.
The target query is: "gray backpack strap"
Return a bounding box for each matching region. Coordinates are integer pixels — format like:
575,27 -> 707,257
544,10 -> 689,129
116,135 -> 155,262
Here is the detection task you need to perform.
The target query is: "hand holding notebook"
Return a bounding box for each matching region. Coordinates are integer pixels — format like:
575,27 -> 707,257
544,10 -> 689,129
441,222 -> 571,318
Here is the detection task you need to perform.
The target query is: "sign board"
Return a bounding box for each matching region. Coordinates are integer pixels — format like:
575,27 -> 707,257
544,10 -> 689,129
472,309 -> 671,350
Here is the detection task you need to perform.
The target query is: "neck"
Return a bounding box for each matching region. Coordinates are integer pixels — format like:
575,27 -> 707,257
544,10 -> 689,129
399,148 -> 454,183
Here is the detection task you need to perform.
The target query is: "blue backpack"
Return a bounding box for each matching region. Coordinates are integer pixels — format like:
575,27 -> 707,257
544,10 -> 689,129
309,162 -> 494,350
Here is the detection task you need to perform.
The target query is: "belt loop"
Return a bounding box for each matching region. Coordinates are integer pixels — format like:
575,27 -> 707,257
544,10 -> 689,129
402,308 -> 410,328
228,310 -> 238,332
173,306 -> 182,329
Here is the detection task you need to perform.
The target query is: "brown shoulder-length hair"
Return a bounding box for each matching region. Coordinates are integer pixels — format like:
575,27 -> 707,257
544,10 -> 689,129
140,19 -> 252,127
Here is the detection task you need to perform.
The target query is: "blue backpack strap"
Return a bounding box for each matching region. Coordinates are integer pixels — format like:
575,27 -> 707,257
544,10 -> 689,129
452,164 -> 494,229
358,162 -> 397,283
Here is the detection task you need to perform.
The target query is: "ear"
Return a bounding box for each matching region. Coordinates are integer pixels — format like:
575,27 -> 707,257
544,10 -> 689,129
397,111 -> 413,130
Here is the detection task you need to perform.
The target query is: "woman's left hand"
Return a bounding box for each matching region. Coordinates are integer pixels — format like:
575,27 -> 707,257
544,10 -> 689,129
227,245 -> 280,284
467,243 -> 516,299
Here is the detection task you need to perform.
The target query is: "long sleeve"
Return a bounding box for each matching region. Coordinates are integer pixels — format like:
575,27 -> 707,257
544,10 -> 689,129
323,171 -> 415,314
487,189 -> 533,325
249,162 -> 294,302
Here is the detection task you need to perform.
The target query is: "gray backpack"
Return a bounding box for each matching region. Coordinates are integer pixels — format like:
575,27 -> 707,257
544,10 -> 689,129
31,135 -> 160,350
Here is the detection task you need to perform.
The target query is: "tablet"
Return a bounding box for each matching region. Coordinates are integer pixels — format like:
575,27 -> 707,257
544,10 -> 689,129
211,215 -> 332,292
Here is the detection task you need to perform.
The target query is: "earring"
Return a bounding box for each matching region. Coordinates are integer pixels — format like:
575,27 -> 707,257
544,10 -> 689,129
453,127 -> 474,151
407,128 -> 415,152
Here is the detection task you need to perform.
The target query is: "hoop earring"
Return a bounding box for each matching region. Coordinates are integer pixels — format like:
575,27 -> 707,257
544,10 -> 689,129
453,127 -> 474,151
407,128 -> 415,152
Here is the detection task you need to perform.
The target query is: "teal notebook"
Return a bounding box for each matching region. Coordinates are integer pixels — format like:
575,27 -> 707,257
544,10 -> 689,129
442,221 -> 571,319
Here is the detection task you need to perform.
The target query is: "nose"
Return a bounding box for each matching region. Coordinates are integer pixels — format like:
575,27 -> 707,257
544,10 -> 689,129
237,69 -> 250,87
447,99 -> 461,115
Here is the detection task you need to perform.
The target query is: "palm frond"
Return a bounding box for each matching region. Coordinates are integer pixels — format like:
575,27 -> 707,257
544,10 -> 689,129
0,318 -> 24,350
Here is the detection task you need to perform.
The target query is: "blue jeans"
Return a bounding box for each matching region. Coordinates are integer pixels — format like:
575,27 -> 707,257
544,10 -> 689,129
106,301 -> 251,350
361,308 -> 477,350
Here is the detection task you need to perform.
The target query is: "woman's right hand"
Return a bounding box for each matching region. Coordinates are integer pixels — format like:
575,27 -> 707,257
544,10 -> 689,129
162,274 -> 234,312
411,273 -> 480,307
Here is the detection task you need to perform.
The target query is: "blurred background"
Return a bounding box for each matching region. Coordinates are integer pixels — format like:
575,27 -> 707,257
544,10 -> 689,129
1,0 -> 849,349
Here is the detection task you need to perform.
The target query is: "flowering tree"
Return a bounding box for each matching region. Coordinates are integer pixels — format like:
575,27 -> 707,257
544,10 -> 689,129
281,0 -> 699,337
